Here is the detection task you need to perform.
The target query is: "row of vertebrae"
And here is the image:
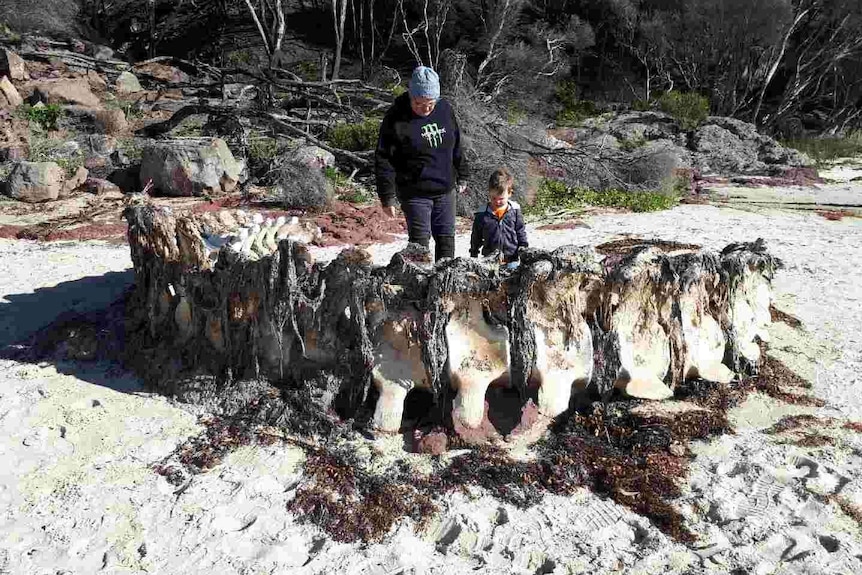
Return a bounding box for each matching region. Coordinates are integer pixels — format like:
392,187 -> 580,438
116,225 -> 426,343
201,212 -> 315,263
124,206 -> 780,445
370,242 -> 779,442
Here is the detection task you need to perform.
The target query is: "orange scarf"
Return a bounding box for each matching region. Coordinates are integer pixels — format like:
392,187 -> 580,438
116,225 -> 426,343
492,204 -> 509,220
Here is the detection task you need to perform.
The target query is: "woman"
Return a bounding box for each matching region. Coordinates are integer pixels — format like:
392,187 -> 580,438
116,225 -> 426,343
375,66 -> 468,261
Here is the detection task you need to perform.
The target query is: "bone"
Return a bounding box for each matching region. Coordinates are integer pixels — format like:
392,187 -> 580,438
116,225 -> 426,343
609,250 -> 674,400
729,270 -> 774,362
525,267 -> 596,417
263,216 -> 286,253
227,227 -> 248,252
123,206 -> 783,447
534,321 -> 594,416
240,225 -> 258,257
371,319 -> 428,432
251,219 -> 274,257
679,286 -> 734,383
447,298 -> 510,429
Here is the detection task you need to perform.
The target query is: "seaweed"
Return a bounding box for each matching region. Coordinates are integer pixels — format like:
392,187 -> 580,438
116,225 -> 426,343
769,305 -> 803,329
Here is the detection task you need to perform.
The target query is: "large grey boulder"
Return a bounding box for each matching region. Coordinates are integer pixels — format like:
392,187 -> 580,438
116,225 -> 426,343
259,158 -> 333,209
704,117 -> 811,167
4,161 -> 65,202
693,117 -> 812,173
291,145 -> 335,169
139,138 -> 247,197
692,124 -> 765,174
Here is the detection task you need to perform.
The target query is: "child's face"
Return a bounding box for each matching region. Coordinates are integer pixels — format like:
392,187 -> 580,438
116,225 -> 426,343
489,189 -> 511,209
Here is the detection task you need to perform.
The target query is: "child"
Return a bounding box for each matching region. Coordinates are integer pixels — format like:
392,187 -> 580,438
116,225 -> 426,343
469,167 -> 528,264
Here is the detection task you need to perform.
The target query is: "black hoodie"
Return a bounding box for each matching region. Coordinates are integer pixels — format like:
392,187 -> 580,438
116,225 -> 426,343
375,93 -> 468,207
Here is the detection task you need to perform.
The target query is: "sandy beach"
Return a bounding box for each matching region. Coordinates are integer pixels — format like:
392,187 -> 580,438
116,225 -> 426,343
1,195 -> 861,574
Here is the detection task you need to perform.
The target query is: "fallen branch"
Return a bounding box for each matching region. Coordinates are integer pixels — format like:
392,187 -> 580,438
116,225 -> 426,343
262,112 -> 373,167
135,104 -> 226,137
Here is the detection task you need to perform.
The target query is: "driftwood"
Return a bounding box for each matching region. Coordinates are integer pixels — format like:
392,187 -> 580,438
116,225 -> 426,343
123,205 -> 781,445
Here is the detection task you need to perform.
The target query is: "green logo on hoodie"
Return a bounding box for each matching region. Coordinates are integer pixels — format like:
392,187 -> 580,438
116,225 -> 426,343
420,123 -> 446,147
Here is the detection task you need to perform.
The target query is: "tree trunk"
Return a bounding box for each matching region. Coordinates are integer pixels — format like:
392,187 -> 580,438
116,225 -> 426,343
331,0 -> 348,80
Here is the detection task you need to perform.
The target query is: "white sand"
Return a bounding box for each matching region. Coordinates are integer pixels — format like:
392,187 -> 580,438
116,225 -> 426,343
1,202 -> 861,575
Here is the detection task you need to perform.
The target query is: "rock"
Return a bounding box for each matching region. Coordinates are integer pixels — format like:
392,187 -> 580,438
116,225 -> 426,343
5,161 -> 65,202
32,78 -> 100,108
108,165 -> 141,192
415,429 -> 448,455
259,160 -> 332,209
81,134 -> 117,155
693,116 -> 814,173
59,140 -> 81,156
291,145 -> 335,169
132,62 -> 189,84
0,147 -> 26,161
93,109 -> 127,135
618,142 -> 684,187
605,111 -> 684,145
110,149 -> 131,167
693,124 -> 764,174
139,138 -> 246,197
0,76 -> 23,108
60,166 -> 89,197
0,50 -> 26,81
84,156 -> 107,170
84,70 -> 107,92
91,45 -> 115,61
115,71 -> 142,94
85,177 -> 122,195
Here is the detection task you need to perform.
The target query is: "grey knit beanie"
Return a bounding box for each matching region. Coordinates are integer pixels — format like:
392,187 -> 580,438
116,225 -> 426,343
408,66 -> 440,100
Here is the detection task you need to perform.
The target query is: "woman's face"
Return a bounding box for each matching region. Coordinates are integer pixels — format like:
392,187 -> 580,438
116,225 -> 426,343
410,95 -> 437,117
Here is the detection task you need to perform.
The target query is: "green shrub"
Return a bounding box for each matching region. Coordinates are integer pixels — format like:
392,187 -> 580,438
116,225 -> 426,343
632,99 -> 652,112
18,104 -> 63,131
117,137 -> 144,161
248,132 -> 279,162
296,60 -> 319,82
506,102 -> 526,125
658,91 -> 710,131
105,97 -> 144,121
554,80 -> 598,127
27,133 -> 83,176
619,134 -> 647,152
172,117 -> 205,138
0,21 -> 21,43
525,179 -> 678,216
227,49 -> 253,66
324,166 -> 373,203
327,119 -> 381,152
781,133 -> 862,165
27,134 -> 64,161
0,162 -> 13,182
56,155 -> 84,177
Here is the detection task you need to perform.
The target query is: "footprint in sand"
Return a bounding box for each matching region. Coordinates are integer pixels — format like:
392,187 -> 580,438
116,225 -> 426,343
572,498 -> 624,532
789,454 -> 851,495
737,472 -> 784,518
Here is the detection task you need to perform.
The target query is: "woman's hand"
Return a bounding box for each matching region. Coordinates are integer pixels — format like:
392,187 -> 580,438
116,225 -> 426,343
382,205 -> 397,218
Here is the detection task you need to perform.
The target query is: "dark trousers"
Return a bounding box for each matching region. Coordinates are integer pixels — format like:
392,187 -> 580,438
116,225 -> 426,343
400,191 -> 456,260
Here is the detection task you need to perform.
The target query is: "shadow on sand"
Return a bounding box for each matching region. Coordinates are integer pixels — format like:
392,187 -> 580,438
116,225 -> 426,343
0,270 -> 144,393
